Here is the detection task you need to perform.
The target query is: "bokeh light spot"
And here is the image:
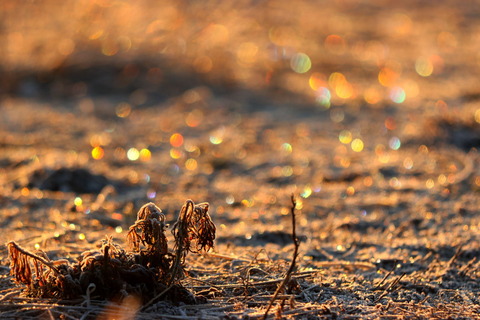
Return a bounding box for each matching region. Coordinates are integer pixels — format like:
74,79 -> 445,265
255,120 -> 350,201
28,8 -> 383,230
378,67 -> 398,87
290,53 -> 312,73
21,187 -> 29,197
315,87 -> 331,108
210,135 -> 223,145
376,144 -> 390,163
193,56 -> 213,73
74,197 -> 82,207
415,57 -> 434,77
363,176 -> 373,187
101,39 -> 119,56
170,148 -> 182,159
184,144 -> 201,156
170,133 -> 184,147
92,146 -> 104,160
139,148 -> 151,161
475,176 -> 480,187
351,138 -> 364,152
329,72 -> 346,88
330,108 -> 345,123
426,179 -> 435,189
346,186 -> 355,196
389,87 -> 406,103
127,148 -> 140,161
438,174 -> 448,186
203,23 -> 229,45
403,157 -> 413,169
147,190 -> 156,199
281,143 -> 293,153
226,195 -> 235,204
474,109 -> 480,123
389,177 -> 401,189
329,72 -> 353,99
301,185 -> 312,198
339,130 -> 353,144
309,72 -> 327,91
336,81 -> 354,99
389,137 -> 401,150
384,117 -> 396,130
185,109 -> 204,127
282,166 -> 293,177
185,158 -> 198,171
116,103 -> 131,118
364,87 -> 382,104
324,34 -> 346,54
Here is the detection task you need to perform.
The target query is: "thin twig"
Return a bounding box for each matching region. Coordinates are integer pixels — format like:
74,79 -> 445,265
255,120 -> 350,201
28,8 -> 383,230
187,273 -> 311,290
204,252 -> 251,262
0,289 -> 22,302
314,261 -> 375,270
374,273 -> 406,303
262,194 -> 300,320
374,268 -> 394,290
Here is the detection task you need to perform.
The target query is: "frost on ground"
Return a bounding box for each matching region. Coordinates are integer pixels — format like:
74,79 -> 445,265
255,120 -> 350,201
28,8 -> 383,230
1,0 -> 479,319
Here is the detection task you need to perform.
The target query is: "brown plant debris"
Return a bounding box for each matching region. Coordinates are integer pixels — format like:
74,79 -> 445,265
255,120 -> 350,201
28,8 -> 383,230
6,200 -> 215,304
262,194 -> 300,320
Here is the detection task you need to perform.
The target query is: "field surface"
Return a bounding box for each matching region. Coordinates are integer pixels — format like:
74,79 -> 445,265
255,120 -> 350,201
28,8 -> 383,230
0,1 -> 479,319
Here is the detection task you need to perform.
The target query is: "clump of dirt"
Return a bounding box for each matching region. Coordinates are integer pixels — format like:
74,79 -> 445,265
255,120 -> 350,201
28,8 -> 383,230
420,115 -> 480,152
28,168 -> 110,194
7,200 -> 215,305
435,118 -> 480,151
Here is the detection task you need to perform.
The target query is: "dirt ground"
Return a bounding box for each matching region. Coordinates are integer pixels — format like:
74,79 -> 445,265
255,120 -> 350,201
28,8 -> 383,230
1,0 -> 479,319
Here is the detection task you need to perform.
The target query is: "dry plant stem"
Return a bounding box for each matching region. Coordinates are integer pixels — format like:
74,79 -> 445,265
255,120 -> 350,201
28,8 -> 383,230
170,200 -> 193,286
374,269 -> 394,289
7,241 -> 61,276
142,200 -> 198,310
374,273 -> 406,303
262,194 -> 299,320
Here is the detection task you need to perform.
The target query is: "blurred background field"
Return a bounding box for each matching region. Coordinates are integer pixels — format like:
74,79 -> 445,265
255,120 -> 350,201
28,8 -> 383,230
3,0 -> 480,105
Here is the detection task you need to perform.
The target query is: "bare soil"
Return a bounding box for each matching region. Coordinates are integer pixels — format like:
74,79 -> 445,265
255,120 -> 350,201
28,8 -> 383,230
0,1 -> 479,319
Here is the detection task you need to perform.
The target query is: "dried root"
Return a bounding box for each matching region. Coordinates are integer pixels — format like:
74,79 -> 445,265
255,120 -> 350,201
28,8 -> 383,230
6,199 -> 215,304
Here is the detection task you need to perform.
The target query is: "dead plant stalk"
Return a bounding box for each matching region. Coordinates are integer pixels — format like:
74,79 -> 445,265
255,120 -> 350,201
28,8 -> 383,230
262,194 -> 300,320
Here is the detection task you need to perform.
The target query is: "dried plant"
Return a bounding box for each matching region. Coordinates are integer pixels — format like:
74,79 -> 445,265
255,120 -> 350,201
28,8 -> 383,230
7,241 -> 80,299
169,201 -> 216,285
127,202 -> 168,254
127,202 -> 172,279
6,199 -> 215,304
172,200 -> 216,254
